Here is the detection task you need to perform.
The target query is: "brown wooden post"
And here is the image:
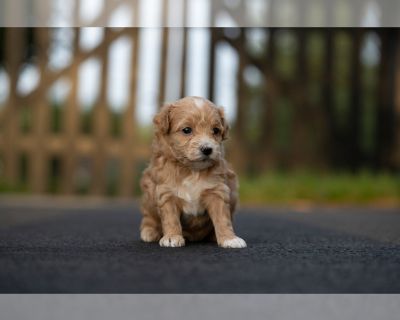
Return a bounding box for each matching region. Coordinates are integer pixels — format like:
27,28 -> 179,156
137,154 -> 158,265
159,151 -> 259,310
120,28 -> 140,197
3,28 -> 25,187
231,28 -> 247,174
322,29 -> 338,168
348,29 -> 363,171
376,29 -> 398,170
90,29 -> 113,195
259,28 -> 277,170
208,28 -> 216,101
291,29 -> 328,170
62,28 -> 81,194
290,28 -> 311,169
30,28 -> 51,193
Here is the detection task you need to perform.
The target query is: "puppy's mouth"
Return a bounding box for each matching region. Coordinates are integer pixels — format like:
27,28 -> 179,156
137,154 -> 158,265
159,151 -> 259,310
195,154 -> 215,162
188,156 -> 216,169
201,155 -> 211,162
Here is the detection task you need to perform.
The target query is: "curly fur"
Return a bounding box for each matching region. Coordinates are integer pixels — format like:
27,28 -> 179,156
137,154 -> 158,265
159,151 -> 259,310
139,96 -> 246,248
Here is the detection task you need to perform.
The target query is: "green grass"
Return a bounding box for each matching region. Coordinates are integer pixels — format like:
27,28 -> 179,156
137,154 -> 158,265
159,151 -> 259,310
0,180 -> 30,194
1,171 -> 399,206
239,171 -> 400,206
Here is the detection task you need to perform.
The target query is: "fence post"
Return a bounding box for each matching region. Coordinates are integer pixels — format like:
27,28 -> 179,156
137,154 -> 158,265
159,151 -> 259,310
62,28 -> 81,194
3,28 -> 25,188
290,29 -> 312,169
376,29 -> 398,170
259,28 -> 277,171
91,29 -> 113,195
120,28 -> 140,197
348,29 -> 363,171
231,28 -> 248,174
322,29 -> 337,168
30,28 -> 51,193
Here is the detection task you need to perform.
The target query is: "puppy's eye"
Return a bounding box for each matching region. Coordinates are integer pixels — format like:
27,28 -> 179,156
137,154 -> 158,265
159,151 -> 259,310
182,127 -> 192,135
213,127 -> 221,135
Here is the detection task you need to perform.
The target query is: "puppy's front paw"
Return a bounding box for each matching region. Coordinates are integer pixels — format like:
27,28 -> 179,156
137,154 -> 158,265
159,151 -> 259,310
220,236 -> 247,249
159,235 -> 185,247
141,227 -> 161,242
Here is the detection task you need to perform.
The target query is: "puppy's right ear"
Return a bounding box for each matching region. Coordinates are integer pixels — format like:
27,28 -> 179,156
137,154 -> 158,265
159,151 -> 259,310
153,104 -> 172,135
217,107 -> 230,141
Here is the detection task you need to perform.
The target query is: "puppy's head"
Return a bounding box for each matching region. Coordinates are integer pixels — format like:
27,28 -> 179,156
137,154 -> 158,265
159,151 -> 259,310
153,96 -> 229,170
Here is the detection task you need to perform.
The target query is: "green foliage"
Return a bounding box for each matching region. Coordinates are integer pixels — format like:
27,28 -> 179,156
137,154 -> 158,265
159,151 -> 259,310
47,157 -> 61,193
110,111 -> 122,137
239,171 -> 400,205
81,108 -> 93,134
106,159 -> 120,196
274,98 -> 293,152
0,180 -> 29,193
20,106 -> 33,133
275,30 -> 297,80
51,102 -> 63,133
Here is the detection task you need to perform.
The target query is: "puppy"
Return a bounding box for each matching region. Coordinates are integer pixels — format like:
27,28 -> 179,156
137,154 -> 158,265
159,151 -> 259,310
139,96 -> 246,248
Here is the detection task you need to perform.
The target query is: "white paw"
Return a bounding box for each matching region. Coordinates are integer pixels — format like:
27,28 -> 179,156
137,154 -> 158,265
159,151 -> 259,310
159,235 -> 185,247
220,236 -> 247,248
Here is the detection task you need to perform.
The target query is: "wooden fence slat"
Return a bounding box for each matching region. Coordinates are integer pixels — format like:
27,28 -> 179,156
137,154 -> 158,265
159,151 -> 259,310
376,29 -> 398,169
322,29 -> 337,167
348,29 -> 363,171
231,28 -> 248,173
62,28 -> 80,194
19,29 -> 130,107
120,2 -> 141,197
3,28 -> 25,187
208,26 -> 216,101
90,29 -> 113,195
120,28 -> 140,197
290,29 -> 311,169
259,28 -> 277,170
30,28 -> 51,193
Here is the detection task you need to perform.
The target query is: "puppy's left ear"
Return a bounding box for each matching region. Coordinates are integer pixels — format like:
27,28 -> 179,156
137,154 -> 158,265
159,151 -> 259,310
217,107 -> 229,140
153,104 -> 172,135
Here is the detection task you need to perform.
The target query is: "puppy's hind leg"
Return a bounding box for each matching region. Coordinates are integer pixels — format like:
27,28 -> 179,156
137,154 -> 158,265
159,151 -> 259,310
140,208 -> 162,242
140,173 -> 162,242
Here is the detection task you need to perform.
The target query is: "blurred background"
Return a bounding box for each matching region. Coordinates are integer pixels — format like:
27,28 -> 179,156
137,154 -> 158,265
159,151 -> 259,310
0,1 -> 399,206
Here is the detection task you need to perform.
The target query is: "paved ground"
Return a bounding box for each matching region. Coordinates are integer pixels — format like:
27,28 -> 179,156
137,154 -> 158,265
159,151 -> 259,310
0,197 -> 399,293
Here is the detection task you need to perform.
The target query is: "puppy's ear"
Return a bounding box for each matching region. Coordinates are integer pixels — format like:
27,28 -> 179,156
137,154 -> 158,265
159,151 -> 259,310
217,107 -> 229,140
153,104 -> 172,135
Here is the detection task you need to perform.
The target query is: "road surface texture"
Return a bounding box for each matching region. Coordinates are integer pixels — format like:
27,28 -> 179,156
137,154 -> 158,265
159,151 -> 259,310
0,197 -> 399,293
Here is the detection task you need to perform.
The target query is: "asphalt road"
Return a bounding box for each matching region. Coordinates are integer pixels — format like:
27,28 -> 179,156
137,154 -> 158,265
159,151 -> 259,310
0,197 -> 399,293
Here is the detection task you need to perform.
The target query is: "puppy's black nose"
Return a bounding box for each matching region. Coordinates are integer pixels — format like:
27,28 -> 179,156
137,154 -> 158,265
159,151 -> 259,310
201,147 -> 213,156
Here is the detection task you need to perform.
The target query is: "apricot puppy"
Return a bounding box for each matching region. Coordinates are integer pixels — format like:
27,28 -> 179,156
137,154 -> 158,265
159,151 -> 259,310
140,96 -> 246,248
